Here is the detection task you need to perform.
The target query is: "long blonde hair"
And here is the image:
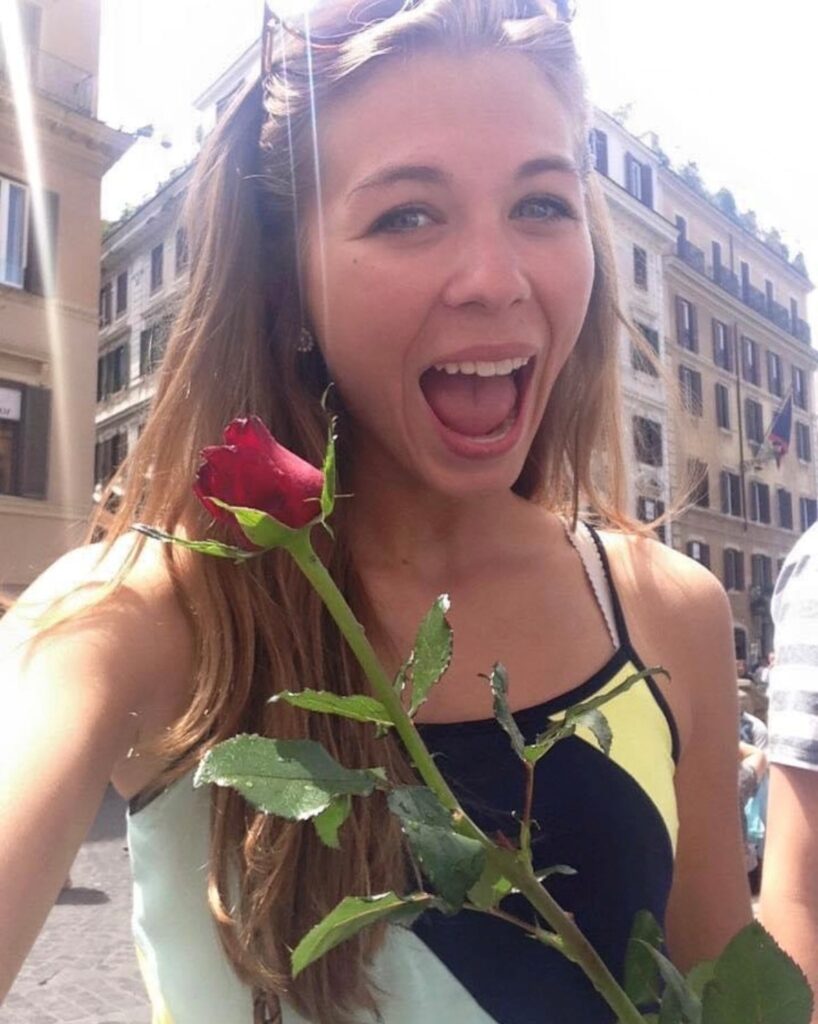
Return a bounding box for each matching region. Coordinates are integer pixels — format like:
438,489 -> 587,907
87,1 -> 645,1018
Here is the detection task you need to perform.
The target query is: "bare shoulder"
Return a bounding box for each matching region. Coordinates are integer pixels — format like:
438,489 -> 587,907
1,535 -> 194,749
600,529 -> 729,622
599,530 -> 735,752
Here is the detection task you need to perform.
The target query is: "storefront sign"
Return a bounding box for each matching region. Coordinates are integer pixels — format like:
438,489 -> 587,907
0,386 -> 22,421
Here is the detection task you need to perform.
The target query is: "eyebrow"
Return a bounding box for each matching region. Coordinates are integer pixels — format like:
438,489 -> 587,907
346,154 -> 579,200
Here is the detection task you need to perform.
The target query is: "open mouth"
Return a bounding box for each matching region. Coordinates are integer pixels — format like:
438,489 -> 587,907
419,355 -> 535,444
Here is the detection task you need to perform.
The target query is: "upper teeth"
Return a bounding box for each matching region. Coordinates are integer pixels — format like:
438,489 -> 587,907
432,356 -> 531,377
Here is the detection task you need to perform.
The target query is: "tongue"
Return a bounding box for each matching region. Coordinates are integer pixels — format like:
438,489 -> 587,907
421,370 -> 517,437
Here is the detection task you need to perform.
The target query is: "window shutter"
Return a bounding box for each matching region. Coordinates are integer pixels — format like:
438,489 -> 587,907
702,543 -> 711,570
690,304 -> 698,351
675,297 -> 685,345
19,386 -> 51,499
720,470 -> 728,513
23,190 -> 60,296
723,549 -> 733,590
640,164 -> 653,208
597,131 -> 608,176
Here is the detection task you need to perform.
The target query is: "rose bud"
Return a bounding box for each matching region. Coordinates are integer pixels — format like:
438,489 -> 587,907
193,416 -> 324,534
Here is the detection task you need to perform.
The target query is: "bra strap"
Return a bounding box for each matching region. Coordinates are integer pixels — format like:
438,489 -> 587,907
561,519 -> 623,651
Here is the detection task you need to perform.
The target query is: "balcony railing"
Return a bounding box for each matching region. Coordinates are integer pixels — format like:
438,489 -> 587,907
713,264 -> 740,297
675,236 -> 814,346
0,46 -> 94,116
678,238 -> 706,274
743,283 -> 767,317
794,317 -> 812,344
768,299 -> 791,333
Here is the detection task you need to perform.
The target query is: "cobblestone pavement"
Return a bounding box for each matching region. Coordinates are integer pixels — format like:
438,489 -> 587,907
1,786 -> 151,1024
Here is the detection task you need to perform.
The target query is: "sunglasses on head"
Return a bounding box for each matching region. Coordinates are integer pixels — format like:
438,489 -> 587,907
261,0 -> 576,74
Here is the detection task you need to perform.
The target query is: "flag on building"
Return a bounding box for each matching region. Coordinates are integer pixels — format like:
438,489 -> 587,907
769,393 -> 793,467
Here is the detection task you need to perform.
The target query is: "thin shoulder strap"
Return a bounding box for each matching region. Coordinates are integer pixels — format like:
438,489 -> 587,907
583,522 -> 631,649
561,519 -> 621,650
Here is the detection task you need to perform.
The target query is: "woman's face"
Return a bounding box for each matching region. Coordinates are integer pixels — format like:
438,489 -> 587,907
303,47 -> 595,499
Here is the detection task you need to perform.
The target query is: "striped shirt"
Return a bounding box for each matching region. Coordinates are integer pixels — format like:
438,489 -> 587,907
770,522 -> 818,771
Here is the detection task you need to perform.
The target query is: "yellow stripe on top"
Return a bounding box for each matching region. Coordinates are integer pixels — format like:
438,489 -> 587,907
550,664 -> 679,852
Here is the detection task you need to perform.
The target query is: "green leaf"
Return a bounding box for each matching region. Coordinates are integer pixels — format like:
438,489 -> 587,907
467,860 -> 514,910
208,498 -> 305,550
193,735 -> 384,819
388,786 -> 486,909
270,690 -> 393,727
637,943 -> 701,1024
572,708 -> 613,756
291,892 -> 438,977
701,921 -> 813,1024
625,910 -> 665,1008
486,663 -> 526,761
313,794 -> 351,849
404,596 -> 453,716
320,414 -> 338,524
133,523 -> 257,561
524,723 -> 576,765
685,961 -> 716,1001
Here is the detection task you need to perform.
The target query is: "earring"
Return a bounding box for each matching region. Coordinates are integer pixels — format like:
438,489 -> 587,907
297,327 -> 316,353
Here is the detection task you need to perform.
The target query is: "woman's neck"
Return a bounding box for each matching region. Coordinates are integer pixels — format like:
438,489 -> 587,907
344,456 -> 551,588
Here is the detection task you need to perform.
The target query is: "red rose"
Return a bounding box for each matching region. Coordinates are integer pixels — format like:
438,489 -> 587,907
193,417 -> 324,534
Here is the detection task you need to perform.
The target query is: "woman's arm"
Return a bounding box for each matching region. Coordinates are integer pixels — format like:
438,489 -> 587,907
609,536 -> 753,971
0,543 -> 191,1002
660,563 -> 753,968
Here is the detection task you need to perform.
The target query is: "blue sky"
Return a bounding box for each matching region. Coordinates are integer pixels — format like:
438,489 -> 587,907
99,0 -> 818,317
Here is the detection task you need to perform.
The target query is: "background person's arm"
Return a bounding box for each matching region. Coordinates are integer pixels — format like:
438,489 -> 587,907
760,764 -> 818,1019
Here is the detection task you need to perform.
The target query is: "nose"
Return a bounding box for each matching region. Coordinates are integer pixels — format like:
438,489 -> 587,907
441,223 -> 532,312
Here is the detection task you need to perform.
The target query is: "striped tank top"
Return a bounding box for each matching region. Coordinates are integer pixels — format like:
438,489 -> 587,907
127,521 -> 680,1023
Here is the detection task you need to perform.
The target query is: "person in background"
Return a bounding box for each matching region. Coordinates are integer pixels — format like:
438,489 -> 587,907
738,686 -> 768,895
760,521 -> 818,1016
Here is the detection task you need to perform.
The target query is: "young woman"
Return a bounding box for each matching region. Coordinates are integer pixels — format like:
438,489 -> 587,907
0,1 -> 752,1021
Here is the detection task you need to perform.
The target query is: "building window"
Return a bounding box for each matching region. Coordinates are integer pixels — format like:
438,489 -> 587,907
633,245 -> 648,289
631,323 -> 659,376
744,398 -> 764,447
94,431 -> 128,487
778,488 -> 794,530
115,270 -> 128,316
679,365 -> 703,416
96,344 -> 129,400
741,336 -> 760,386
793,366 -> 808,410
150,242 -> 164,294
688,459 -> 709,507
748,480 -> 771,524
636,496 -> 666,542
734,626 -> 748,662
766,350 -> 783,397
0,176 -> 29,288
590,129 -> 608,176
724,548 -> 745,591
99,281 -> 112,327
633,416 -> 663,466
0,381 -> 51,499
712,319 -> 732,371
624,153 -> 653,208
676,297 -> 698,352
139,317 -> 172,377
796,421 -> 812,462
751,554 -> 773,591
686,540 -> 711,569
715,382 -> 731,429
720,470 -> 742,517
800,497 -> 818,533
175,227 -> 189,276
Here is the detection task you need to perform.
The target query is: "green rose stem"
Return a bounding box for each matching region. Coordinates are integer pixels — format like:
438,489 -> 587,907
288,531 -> 645,1024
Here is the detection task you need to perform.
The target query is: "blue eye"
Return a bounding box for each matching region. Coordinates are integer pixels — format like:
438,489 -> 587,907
513,196 -> 574,222
370,206 -> 436,234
